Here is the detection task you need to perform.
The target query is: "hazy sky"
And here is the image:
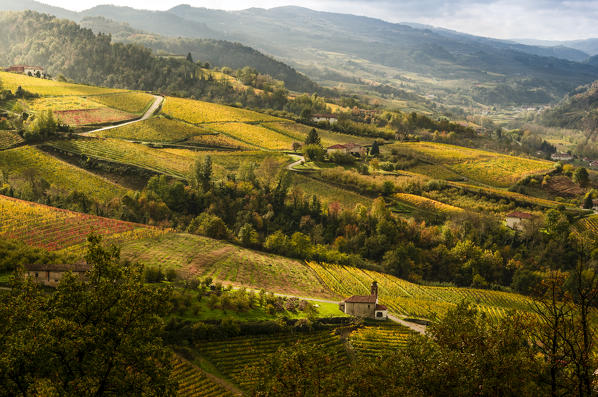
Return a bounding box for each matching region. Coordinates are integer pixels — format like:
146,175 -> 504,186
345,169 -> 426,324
41,0 -> 598,40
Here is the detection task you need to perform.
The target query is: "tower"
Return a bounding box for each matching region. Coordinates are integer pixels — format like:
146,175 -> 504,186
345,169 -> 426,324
370,281 -> 378,298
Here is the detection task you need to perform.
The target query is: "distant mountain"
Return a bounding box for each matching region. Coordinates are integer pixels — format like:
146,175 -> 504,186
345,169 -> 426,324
4,1 -> 598,106
404,24 -> 589,62
516,38 -> 598,57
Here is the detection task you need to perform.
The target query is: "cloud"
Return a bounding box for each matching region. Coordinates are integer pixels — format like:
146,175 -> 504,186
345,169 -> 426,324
41,0 -> 598,40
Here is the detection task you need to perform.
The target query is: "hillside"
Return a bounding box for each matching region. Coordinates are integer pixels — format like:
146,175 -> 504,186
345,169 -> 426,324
539,80 -> 598,129
80,4 -> 598,106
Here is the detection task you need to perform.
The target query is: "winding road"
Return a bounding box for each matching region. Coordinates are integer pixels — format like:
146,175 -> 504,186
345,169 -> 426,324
78,95 -> 163,136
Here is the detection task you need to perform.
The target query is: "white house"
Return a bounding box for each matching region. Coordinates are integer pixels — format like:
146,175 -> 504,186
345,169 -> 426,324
327,143 -> 367,157
312,113 -> 338,125
339,281 -> 388,320
551,152 -> 574,162
5,65 -> 46,77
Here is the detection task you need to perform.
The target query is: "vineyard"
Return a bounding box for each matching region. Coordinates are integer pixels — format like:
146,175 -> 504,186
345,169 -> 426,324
395,193 -> 465,215
196,330 -> 348,391
0,71 -> 125,96
307,262 -> 531,319
210,122 -> 296,150
263,122 -> 374,147
97,117 -> 210,142
171,356 -> 235,397
46,138 -> 195,179
27,96 -> 101,112
0,146 -> 128,201
577,215 -> 598,233
0,194 -> 154,251
291,174 -> 373,210
89,92 -> 154,114
388,142 -> 553,188
119,233 -> 332,298
0,130 -> 23,150
349,323 -> 414,358
161,96 -> 281,124
53,108 -> 136,126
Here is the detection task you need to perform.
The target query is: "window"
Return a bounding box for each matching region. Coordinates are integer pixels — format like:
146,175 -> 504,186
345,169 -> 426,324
34,272 -> 38,278
376,312 -> 383,318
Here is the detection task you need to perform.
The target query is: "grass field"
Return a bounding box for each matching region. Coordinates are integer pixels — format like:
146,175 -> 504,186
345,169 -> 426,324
387,142 -> 553,188
195,330 -> 348,391
307,262 -> 531,319
0,146 -> 129,201
161,96 -> 281,124
46,138 -> 195,179
0,194 -> 154,251
0,71 -> 126,96
0,130 -> 23,150
119,233 -> 332,299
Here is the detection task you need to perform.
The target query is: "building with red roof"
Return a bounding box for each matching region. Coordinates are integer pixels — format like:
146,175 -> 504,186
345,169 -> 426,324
339,281 -> 388,320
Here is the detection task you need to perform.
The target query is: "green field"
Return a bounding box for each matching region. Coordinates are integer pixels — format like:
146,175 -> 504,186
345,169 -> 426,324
292,173 -> 372,210
349,323 -> 415,358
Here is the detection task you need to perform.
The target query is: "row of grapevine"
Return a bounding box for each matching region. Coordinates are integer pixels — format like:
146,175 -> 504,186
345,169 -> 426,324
171,356 -> 235,397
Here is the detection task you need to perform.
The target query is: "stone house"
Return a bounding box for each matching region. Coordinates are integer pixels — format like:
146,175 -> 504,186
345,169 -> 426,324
505,211 -> 534,231
339,281 -> 388,320
4,65 -> 46,77
327,143 -> 367,157
24,263 -> 88,287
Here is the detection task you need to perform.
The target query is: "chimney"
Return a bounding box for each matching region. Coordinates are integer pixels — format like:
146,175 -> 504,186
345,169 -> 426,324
371,281 -> 378,297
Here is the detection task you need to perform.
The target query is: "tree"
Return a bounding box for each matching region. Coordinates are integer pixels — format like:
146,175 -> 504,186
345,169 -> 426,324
238,223 -> 259,247
186,52 -> 194,63
583,193 -> 593,210
303,145 -> 326,162
0,235 -> 175,396
304,128 -> 321,146
370,140 -> 380,156
193,156 -> 213,192
292,142 -> 302,152
573,167 -> 590,188
187,213 -> 229,239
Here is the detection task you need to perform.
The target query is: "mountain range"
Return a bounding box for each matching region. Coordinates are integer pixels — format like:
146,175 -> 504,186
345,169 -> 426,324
2,0 -> 598,107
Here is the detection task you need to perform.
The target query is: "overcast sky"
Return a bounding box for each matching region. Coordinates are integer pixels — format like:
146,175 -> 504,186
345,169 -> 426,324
40,0 -> 598,40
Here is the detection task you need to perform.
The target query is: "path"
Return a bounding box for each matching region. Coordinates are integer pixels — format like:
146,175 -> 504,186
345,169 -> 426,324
78,95 -> 163,136
287,154 -> 305,170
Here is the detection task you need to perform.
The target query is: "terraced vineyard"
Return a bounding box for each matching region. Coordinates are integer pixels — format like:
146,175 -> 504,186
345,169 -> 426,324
307,262 -> 531,319
161,96 -> 281,124
119,233 -> 332,298
0,195 -> 154,251
46,138 -> 195,179
395,193 -> 465,215
0,146 -> 128,201
171,356 -> 235,397
0,130 -> 23,150
577,215 -> 598,233
0,71 -> 125,96
263,122 -> 374,147
388,142 -> 553,188
349,323 -> 414,358
196,331 -> 348,391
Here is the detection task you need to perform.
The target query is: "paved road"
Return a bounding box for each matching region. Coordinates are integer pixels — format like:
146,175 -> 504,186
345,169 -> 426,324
78,95 -> 163,136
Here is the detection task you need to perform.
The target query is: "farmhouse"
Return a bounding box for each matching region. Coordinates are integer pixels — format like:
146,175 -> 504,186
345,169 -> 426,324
551,152 -> 574,162
339,281 -> 388,320
312,113 -> 338,125
4,65 -> 46,77
327,143 -> 367,157
505,211 -> 535,231
24,263 -> 89,287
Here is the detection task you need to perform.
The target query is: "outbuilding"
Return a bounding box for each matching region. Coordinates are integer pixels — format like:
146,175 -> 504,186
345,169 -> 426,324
339,281 -> 388,320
